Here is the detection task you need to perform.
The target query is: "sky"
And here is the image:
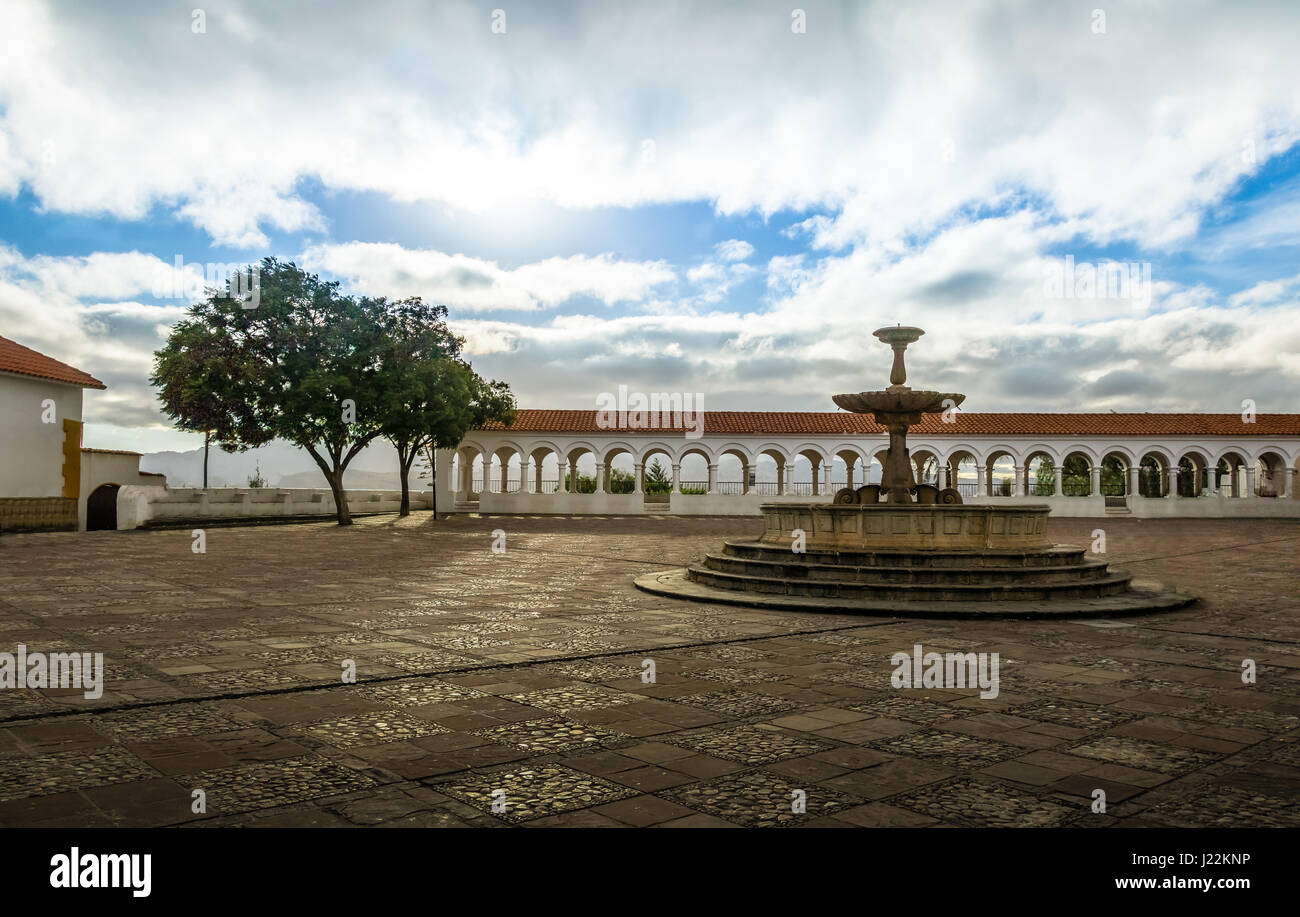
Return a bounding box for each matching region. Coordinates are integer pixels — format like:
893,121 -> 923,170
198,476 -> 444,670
2,0 -> 1300,456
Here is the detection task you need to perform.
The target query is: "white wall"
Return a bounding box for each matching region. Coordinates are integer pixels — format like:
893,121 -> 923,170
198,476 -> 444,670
0,373 -> 83,498
79,450 -> 166,530
116,486 -> 433,530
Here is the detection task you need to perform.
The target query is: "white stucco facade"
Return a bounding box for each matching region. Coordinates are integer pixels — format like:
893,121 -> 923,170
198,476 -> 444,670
0,371 -> 83,499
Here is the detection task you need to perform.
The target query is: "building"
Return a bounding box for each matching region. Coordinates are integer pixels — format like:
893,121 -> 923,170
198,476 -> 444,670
0,335 -> 161,532
438,409 -> 1300,518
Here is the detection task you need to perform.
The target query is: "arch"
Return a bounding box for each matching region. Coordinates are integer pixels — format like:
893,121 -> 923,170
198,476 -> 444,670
985,449 -> 1017,497
1023,449 -> 1057,497
715,444 -> 752,495
1059,443 -> 1101,465
714,442 -> 756,465
1255,450 -> 1289,498
978,443 -> 1024,465
86,483 -> 120,531
1100,450 -> 1132,496
910,448 -> 940,487
1214,450 -> 1249,498
1175,450 -> 1208,498
1060,451 -> 1093,496
1136,450 -> 1168,497
677,443 -> 715,463
600,442 -> 638,494
635,441 -> 679,464
943,448 -> 980,497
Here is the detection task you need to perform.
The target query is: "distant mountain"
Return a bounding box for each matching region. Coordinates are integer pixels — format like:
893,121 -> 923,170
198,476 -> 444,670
140,439 -> 405,488
276,469 -> 407,490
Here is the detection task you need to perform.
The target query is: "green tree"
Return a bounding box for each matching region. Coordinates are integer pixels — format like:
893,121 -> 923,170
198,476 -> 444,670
1032,457 -> 1056,496
151,310 -> 272,488
375,299 -> 514,516
644,458 -> 671,494
152,258 -> 511,525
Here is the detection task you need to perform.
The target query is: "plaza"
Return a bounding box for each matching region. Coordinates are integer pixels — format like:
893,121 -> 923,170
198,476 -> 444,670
0,512 -> 1295,828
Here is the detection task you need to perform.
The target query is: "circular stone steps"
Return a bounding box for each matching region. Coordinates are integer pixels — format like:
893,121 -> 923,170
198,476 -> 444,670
634,568 -> 1197,618
699,553 -> 1117,586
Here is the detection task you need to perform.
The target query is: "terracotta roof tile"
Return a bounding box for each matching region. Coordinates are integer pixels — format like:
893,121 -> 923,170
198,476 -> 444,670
0,336 -> 106,389
483,409 -> 1300,437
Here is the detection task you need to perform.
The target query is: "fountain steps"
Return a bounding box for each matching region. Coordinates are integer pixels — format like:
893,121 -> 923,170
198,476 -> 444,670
634,566 -> 1196,617
685,562 -> 1134,602
701,549 -> 1116,585
722,541 -> 1091,568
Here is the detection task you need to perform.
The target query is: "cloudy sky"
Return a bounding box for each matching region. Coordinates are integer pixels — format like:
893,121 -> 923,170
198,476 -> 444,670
3,0 -> 1299,453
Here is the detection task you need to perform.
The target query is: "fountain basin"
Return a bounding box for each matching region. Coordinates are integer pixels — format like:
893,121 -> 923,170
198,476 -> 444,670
759,502 -> 1051,551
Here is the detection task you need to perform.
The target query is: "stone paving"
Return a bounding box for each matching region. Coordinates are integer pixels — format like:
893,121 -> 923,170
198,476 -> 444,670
0,512 -> 1297,828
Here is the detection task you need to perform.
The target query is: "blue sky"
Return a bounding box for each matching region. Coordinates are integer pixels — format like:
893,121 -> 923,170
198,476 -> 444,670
3,0 -> 1300,458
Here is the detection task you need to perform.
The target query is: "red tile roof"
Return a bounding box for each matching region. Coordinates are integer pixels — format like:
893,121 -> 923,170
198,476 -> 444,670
483,409 -> 1300,437
0,336 -> 106,389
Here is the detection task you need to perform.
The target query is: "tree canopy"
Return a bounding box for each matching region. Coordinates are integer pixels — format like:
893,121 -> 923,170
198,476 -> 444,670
152,257 -> 514,524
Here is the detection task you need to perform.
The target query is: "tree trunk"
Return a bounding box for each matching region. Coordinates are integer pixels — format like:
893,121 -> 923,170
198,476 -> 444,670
327,468 -> 352,525
398,445 -> 412,517
429,450 -> 437,519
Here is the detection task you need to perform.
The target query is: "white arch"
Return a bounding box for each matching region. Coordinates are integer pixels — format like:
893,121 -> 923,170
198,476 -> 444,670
980,443 -> 1024,465
636,441 -> 678,464
714,442 -> 757,464
1056,443 -> 1100,465
1135,444 -> 1177,466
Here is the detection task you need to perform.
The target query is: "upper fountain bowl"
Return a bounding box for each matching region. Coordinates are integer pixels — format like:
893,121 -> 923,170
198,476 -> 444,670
833,390 -> 965,415
872,325 -> 925,347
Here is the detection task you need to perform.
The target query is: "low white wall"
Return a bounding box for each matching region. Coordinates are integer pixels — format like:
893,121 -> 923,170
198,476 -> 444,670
459,490 -> 1300,518
116,486 -> 433,530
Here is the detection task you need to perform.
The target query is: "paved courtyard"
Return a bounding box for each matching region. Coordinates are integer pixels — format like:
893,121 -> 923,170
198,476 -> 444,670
0,513 -> 1297,828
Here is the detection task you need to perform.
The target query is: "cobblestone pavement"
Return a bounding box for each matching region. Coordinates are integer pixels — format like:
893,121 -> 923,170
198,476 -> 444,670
0,513 -> 1297,827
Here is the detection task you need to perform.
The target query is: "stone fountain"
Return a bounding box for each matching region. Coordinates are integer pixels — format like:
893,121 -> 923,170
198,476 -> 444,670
635,326 -> 1195,617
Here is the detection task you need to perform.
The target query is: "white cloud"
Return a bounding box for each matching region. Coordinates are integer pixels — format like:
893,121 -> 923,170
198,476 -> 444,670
714,239 -> 754,262
300,242 -> 674,311
2,1 -> 1298,251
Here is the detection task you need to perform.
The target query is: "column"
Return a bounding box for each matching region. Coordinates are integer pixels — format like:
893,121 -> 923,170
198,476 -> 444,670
1089,465 -> 1102,497
781,463 -> 793,496
845,462 -> 855,489
559,460 -> 571,493
1053,466 -> 1062,497
937,463 -> 948,490
521,458 -> 532,494
1208,465 -> 1218,496
534,459 -> 543,494
1012,465 -> 1023,497
595,462 -> 607,494
633,463 -> 643,495
741,463 -> 750,494
671,463 -> 681,494
975,465 -> 987,498
1128,465 -> 1139,498
1245,466 -> 1257,498
707,463 -> 717,495
1168,467 -> 1180,499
